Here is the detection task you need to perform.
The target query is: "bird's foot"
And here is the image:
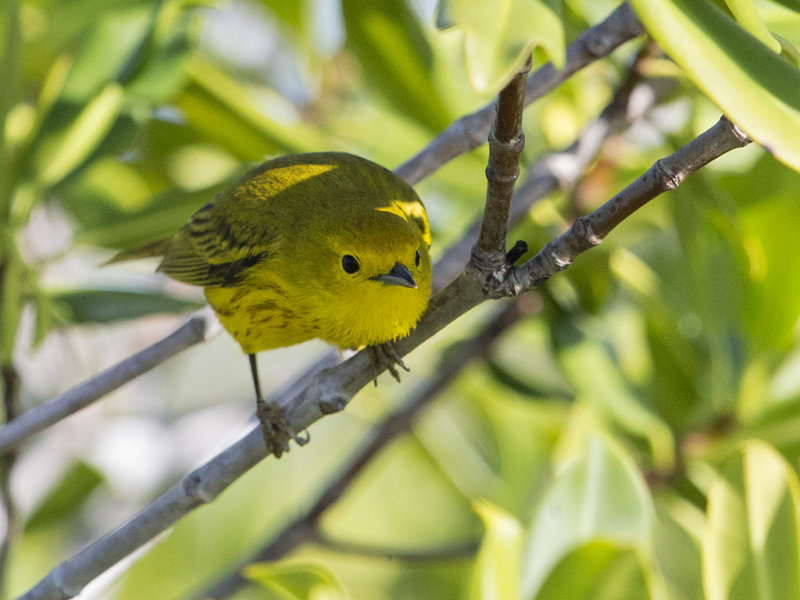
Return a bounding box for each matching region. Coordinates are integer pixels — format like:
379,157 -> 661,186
256,397 -> 309,458
370,342 -> 410,385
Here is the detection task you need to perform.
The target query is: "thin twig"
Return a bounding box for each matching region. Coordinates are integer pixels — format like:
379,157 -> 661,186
0,308 -> 218,454
432,72 -> 671,291
471,54 -> 531,278
195,301 -> 527,600
13,8 -> 704,599
504,116 -> 752,296
393,2 -> 644,185
17,71 -> 714,600
0,2 -> 645,458
19,115 -> 753,600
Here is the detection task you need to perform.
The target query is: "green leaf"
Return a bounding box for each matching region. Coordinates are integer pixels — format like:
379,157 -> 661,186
36,82 -> 124,187
739,399 -> 800,462
521,436 -> 654,599
470,500 -> 524,600
342,0 -> 451,131
52,289 -> 202,324
244,561 -> 347,600
725,0 -> 781,52
558,338 -> 675,470
535,542 -> 651,600
770,0 -> 800,13
75,181 -> 232,249
178,60 -> 321,159
435,0 -> 564,94
774,33 -> 800,68
702,440 -> 800,600
655,495 -> 706,600
739,193 -> 800,352
123,0 -> 203,104
628,0 -> 800,172
61,0 -> 200,104
60,5 -> 152,101
25,462 -> 105,533
261,0 -> 305,31
0,246 -> 25,362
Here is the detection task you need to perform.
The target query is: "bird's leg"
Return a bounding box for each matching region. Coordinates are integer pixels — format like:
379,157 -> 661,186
369,342 -> 410,385
249,354 -> 308,458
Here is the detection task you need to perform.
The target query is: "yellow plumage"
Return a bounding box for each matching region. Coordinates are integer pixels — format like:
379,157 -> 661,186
109,152 -> 432,455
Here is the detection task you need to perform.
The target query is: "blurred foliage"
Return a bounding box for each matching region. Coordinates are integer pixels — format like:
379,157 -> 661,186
4,0 -> 800,599
435,0 -> 565,93
630,0 -> 800,171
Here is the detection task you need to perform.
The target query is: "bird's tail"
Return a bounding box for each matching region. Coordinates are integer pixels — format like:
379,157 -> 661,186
103,237 -> 172,265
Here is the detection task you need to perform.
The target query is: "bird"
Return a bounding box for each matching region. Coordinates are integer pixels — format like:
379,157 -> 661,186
108,152 -> 433,457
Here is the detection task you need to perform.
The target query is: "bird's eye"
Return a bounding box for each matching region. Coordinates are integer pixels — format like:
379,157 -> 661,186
415,250 -> 421,267
342,254 -> 360,274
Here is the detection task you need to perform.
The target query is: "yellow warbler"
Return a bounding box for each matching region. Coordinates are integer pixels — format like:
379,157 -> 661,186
110,152 -> 432,456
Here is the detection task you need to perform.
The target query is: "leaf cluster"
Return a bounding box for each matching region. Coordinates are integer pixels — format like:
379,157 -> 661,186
4,1 -> 800,599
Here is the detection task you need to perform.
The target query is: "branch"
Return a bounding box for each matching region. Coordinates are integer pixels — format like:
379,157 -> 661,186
183,67 -> 672,597
470,54 -> 531,281
195,301 -> 527,600
394,1 -> 644,185
432,65 -> 670,290
19,49 -> 688,600
0,308 -> 218,454
503,116 -> 752,296
211,72 -> 673,598
0,1 -> 645,457
20,301 -> 525,600
21,121 -> 753,598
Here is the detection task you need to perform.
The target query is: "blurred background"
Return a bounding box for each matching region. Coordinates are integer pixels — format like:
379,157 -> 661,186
4,0 -> 800,598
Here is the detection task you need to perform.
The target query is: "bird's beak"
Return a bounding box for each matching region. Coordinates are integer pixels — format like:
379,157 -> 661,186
370,262 -> 417,289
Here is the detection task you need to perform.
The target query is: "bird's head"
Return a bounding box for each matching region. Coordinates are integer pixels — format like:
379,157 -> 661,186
318,203 -> 432,349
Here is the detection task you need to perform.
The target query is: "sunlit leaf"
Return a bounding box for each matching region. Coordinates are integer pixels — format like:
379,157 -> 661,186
435,0 -> 564,94
739,193 -> 800,351
36,83 -> 124,187
124,0 -> 203,104
774,33 -> 800,68
521,436 -> 654,598
244,561 -> 347,600
61,0 -> 200,104
702,440 -> 800,600
770,0 -> 800,13
629,0 -> 800,172
470,500 -> 523,600
655,495 -> 705,600
725,0 -> 781,52
535,542 -> 651,600
60,5 -> 152,101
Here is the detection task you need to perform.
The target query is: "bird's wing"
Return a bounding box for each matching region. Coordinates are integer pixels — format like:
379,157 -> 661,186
158,197 -> 276,288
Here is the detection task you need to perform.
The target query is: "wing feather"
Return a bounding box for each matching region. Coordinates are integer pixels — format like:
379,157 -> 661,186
158,195 -> 276,287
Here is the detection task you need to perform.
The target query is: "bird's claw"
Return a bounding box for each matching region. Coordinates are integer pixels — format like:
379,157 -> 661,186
256,398 -> 309,458
370,342 -> 410,385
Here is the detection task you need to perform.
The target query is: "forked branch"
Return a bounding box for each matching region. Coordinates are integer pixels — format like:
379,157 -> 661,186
469,55 -> 531,291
